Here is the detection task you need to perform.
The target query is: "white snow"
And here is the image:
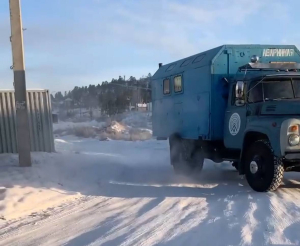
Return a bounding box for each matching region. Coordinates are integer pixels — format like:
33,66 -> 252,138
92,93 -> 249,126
53,120 -> 105,132
53,111 -> 153,141
1,112 -> 300,245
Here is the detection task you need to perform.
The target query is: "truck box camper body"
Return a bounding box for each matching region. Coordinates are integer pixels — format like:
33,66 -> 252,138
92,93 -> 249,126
151,44 -> 300,192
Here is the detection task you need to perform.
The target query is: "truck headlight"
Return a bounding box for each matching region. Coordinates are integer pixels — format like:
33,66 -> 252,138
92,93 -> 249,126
288,134 -> 300,146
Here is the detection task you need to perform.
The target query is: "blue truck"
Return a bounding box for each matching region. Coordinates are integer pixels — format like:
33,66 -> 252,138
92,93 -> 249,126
151,44 -> 300,192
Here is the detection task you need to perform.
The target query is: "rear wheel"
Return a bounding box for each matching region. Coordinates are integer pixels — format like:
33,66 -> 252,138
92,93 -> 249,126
169,134 -> 204,175
245,140 -> 284,192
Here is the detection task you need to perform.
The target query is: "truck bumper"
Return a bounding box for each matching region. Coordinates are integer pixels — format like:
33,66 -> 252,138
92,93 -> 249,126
285,152 -> 300,160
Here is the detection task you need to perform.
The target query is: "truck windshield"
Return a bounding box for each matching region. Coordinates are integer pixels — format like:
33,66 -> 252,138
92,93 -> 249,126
293,79 -> 300,97
248,78 -> 300,103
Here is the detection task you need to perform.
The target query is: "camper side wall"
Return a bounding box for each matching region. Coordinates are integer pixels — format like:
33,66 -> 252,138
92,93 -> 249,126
152,65 -> 212,140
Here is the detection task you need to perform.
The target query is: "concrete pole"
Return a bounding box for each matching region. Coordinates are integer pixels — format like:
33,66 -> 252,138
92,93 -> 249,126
9,0 -> 32,167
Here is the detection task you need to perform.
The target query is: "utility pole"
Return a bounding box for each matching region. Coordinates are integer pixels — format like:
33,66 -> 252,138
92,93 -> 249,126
9,0 -> 32,167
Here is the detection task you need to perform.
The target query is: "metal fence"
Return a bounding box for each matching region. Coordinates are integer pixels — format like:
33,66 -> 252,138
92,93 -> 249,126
0,89 -> 55,153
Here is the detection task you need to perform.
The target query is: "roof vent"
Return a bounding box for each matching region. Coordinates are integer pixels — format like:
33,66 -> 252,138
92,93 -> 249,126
159,63 -> 162,68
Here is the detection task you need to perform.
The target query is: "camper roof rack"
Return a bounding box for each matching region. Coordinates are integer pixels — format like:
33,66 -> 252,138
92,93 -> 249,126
238,62 -> 300,72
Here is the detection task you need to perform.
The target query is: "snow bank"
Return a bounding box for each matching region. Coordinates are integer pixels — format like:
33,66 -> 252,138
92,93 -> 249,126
53,120 -> 104,132
0,153 -> 80,220
0,136 -> 166,221
0,151 -> 118,220
53,111 -> 153,141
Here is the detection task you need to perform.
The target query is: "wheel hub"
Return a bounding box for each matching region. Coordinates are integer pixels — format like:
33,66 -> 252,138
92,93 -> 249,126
250,161 -> 259,174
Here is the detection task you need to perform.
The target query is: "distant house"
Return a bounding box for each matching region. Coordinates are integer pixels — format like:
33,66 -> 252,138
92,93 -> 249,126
137,103 -> 147,111
64,98 -> 73,107
137,103 -> 147,108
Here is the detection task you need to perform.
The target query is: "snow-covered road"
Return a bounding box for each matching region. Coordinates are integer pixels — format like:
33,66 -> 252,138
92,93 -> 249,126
1,136 -> 300,245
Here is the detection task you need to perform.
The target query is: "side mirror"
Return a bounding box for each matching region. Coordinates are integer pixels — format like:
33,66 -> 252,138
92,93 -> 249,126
235,81 -> 245,106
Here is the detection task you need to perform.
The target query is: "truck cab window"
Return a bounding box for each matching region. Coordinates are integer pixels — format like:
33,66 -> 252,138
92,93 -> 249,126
163,79 -> 170,94
248,82 -> 263,103
174,75 -> 182,92
263,80 -> 294,100
248,78 -> 297,102
293,79 -> 300,98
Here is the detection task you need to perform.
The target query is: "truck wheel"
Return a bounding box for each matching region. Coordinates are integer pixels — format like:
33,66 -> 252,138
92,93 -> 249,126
169,134 -> 204,175
245,140 -> 284,192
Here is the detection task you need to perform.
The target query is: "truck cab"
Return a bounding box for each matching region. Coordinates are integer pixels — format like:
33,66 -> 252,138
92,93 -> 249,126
224,60 -> 300,191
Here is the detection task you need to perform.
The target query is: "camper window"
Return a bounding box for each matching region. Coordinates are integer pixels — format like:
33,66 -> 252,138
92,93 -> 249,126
174,75 -> 182,92
193,54 -> 205,64
166,64 -> 176,72
163,79 -> 170,94
181,59 -> 192,67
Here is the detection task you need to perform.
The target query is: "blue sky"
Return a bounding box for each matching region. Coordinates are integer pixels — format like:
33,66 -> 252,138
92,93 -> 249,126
0,0 -> 300,93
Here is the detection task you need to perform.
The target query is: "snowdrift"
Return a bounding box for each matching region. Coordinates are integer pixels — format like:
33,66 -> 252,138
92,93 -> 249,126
53,111 -> 153,141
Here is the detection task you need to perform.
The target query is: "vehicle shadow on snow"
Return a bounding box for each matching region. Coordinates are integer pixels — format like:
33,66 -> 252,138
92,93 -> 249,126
93,162 -> 300,246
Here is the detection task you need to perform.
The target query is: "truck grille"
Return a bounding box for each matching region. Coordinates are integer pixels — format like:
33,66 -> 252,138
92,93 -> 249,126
266,105 -> 277,112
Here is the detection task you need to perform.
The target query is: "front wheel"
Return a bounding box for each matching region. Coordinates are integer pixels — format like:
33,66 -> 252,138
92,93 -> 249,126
245,140 -> 284,192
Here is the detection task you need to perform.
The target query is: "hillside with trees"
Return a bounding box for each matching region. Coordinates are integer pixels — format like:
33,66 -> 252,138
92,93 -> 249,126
51,73 -> 152,117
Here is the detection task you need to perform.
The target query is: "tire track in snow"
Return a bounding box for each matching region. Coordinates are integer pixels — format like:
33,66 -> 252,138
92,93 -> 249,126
241,202 -> 258,245
151,198 -> 208,245
0,197 -> 141,246
92,199 -> 186,246
3,186 -> 300,246
0,196 -> 99,240
157,192 -> 252,246
59,198 -> 146,245
88,198 -> 166,245
136,199 -> 207,246
280,188 -> 300,245
224,195 -> 235,217
265,192 -> 297,245
265,189 -> 300,246
63,198 -> 153,246
87,197 -> 208,246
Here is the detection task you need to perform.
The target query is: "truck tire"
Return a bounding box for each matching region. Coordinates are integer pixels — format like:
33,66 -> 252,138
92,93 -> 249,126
244,139 -> 284,192
169,134 -> 204,175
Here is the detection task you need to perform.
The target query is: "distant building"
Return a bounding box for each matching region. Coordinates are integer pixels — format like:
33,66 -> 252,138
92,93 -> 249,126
137,103 -> 147,111
64,98 -> 73,107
